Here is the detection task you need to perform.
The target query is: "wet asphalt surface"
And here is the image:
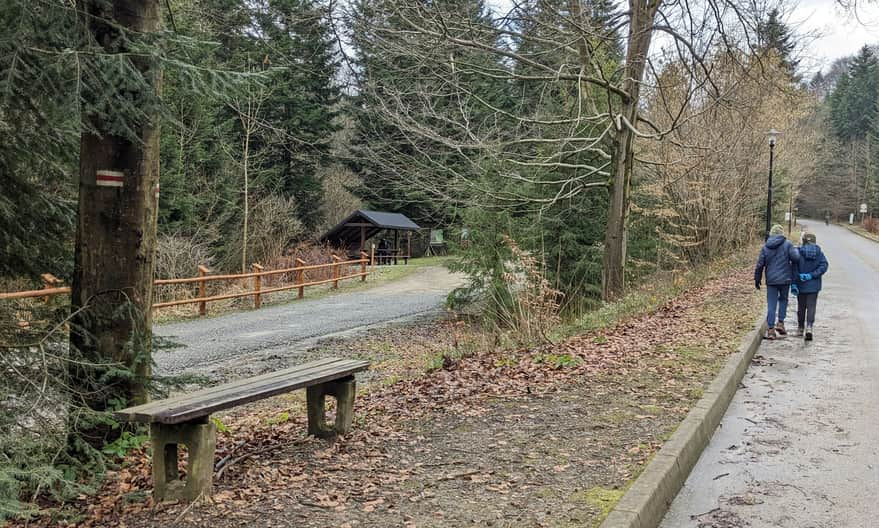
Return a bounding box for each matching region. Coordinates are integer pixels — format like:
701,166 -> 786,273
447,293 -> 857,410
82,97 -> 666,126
661,221 -> 879,527
153,266 -> 464,380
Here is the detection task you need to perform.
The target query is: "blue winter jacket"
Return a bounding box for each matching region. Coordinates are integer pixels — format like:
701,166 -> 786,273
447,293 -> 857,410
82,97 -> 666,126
754,235 -> 799,286
795,244 -> 828,294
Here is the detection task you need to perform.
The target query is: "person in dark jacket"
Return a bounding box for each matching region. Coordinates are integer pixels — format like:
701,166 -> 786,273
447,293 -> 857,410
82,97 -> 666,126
794,232 -> 829,341
754,224 -> 800,339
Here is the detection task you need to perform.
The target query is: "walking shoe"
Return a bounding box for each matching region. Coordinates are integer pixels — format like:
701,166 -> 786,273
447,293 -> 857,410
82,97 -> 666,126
805,325 -> 813,341
795,326 -> 804,337
765,328 -> 777,340
775,321 -> 787,336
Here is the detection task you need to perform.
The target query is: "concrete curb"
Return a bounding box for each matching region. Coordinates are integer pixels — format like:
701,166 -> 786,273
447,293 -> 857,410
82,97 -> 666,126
599,318 -> 767,528
843,224 -> 879,243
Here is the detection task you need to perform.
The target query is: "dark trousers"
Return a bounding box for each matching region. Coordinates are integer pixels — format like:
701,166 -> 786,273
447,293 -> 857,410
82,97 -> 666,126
797,293 -> 819,327
766,285 -> 789,327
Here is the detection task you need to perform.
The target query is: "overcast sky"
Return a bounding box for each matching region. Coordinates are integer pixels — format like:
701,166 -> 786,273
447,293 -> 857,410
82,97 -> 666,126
792,0 -> 879,74
484,0 -> 879,76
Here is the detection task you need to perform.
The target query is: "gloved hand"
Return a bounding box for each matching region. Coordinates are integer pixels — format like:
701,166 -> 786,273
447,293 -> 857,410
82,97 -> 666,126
755,281 -> 761,290
791,284 -> 799,296
799,273 -> 812,281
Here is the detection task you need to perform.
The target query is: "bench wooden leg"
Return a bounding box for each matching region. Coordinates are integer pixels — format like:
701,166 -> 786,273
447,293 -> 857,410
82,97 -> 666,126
306,376 -> 356,438
150,419 -> 216,503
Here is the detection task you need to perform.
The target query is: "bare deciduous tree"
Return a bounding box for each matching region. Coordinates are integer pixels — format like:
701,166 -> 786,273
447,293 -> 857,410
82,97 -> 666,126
346,0 -> 773,299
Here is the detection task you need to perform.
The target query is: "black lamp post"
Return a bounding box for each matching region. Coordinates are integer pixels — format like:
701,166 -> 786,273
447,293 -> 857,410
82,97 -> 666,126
765,129 -> 779,240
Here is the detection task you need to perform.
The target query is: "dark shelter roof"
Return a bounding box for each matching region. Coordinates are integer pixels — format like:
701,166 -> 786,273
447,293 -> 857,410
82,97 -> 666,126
319,210 -> 420,251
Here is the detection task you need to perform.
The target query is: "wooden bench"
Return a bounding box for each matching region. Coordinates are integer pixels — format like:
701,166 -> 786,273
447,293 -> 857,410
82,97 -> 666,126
114,357 -> 369,502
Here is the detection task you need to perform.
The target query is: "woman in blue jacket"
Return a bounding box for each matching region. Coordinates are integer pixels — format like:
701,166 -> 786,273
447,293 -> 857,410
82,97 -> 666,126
754,224 -> 800,339
794,232 -> 829,341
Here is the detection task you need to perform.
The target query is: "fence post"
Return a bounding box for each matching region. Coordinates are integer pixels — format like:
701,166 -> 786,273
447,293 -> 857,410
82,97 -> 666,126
296,258 -> 306,299
197,265 -> 210,316
41,273 -> 60,303
252,263 -> 264,309
370,243 -> 375,271
360,251 -> 368,282
332,255 -> 341,289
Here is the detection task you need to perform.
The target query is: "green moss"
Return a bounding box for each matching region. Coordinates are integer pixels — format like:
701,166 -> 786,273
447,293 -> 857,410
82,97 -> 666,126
532,353 -> 580,369
674,344 -> 708,361
535,487 -> 558,499
366,341 -> 394,355
601,409 -> 634,425
265,411 -> 290,425
424,352 -> 446,372
380,374 -> 402,387
494,356 -> 518,368
570,486 -> 626,526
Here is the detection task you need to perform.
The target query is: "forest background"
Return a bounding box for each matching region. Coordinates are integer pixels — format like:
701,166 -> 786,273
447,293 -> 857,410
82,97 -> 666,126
7,0 -> 864,304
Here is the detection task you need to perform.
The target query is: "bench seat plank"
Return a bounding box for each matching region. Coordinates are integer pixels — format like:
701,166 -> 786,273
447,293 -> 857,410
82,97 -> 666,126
125,360 -> 358,424
115,357 -> 369,425
155,362 -> 367,425
121,357 -> 344,417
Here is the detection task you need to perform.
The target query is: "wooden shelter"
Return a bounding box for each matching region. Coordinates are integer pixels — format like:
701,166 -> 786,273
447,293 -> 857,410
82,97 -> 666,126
320,210 -> 420,263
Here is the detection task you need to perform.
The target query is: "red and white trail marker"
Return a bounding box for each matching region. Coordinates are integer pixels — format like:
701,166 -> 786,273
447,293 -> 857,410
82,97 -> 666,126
96,170 -> 124,188
154,182 -> 160,200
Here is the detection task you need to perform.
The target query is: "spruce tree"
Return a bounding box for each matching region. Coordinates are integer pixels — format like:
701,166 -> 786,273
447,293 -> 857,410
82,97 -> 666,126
252,0 -> 340,230
846,46 -> 879,139
350,0 -> 511,226
757,8 -> 799,76
0,2 -> 80,278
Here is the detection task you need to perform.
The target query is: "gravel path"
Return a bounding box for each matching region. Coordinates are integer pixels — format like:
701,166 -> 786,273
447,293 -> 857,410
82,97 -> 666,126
153,266 -> 464,380
661,220 -> 879,527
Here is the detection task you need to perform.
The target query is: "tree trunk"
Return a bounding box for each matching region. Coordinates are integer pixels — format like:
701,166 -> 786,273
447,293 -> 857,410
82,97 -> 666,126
70,0 -> 162,450
864,135 -> 871,217
851,141 -> 857,213
601,0 -> 660,301
242,130 -> 250,273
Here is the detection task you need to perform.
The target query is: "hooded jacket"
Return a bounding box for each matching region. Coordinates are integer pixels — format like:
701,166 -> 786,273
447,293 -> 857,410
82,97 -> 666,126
754,235 -> 799,286
795,244 -> 828,294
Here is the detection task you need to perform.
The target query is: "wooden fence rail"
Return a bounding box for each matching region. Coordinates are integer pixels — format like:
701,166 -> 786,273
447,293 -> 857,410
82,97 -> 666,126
0,252 -> 371,316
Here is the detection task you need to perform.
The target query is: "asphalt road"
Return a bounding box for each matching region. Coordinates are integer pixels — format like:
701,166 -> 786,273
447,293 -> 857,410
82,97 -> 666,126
153,266 -> 464,380
661,221 -> 879,527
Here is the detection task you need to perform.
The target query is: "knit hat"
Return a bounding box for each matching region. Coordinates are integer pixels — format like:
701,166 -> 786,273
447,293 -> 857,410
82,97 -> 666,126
802,233 -> 817,244
770,224 -> 784,236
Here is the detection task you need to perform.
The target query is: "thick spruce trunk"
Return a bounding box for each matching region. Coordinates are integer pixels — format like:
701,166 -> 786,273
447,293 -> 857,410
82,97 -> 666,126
69,0 -> 162,449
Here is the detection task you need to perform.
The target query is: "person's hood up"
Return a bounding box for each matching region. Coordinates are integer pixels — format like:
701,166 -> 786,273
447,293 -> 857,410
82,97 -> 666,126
800,244 -> 820,260
765,234 -> 786,250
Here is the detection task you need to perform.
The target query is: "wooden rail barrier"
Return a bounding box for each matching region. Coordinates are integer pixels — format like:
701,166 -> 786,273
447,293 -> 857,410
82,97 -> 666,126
332,255 -> 341,289
296,258 -> 306,299
0,256 -> 370,316
197,265 -> 209,315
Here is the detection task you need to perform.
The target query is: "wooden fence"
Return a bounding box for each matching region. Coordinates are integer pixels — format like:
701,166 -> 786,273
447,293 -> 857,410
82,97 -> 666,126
0,252 -> 371,316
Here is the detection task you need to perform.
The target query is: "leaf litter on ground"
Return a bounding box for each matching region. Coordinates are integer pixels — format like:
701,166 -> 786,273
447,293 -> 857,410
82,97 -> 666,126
10,267 -> 761,528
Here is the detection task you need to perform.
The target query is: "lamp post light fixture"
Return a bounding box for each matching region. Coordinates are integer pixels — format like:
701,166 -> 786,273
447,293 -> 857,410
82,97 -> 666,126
766,129 -> 780,240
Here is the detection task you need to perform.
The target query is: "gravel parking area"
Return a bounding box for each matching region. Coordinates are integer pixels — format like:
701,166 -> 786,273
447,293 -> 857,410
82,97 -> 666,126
153,266 -> 464,381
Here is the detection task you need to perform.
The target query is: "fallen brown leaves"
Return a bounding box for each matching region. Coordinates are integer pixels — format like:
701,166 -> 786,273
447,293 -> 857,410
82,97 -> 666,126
9,267 -> 759,528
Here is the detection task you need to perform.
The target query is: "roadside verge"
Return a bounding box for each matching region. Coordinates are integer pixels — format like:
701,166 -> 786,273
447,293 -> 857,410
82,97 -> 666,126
599,317 -> 766,528
843,224 -> 879,243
